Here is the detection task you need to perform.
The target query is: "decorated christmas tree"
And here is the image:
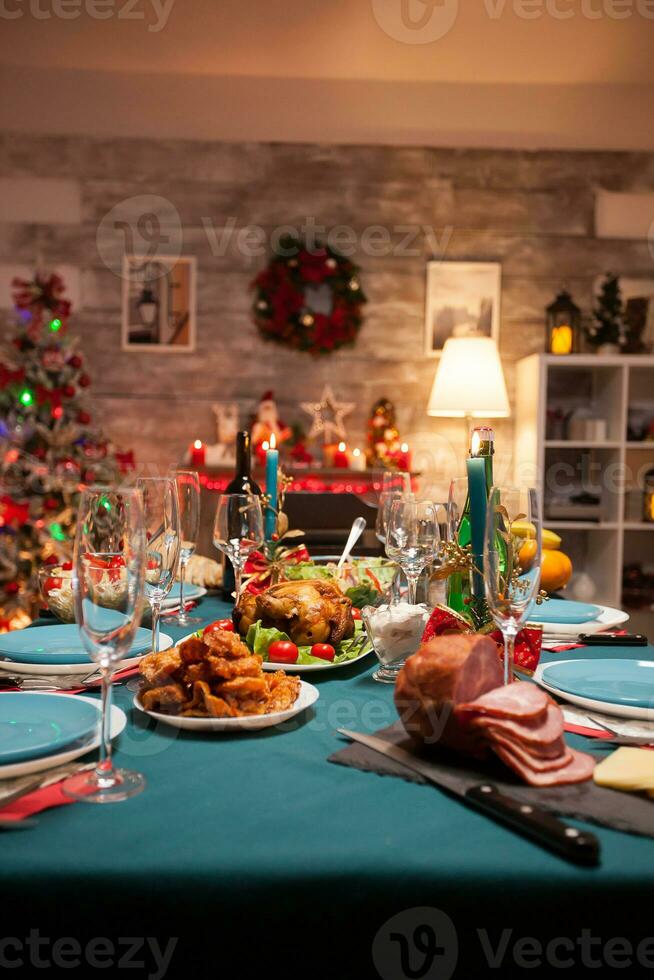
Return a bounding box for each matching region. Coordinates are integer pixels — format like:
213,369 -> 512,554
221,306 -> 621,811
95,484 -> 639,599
366,397 -> 409,470
587,273 -> 625,349
0,272 -> 134,630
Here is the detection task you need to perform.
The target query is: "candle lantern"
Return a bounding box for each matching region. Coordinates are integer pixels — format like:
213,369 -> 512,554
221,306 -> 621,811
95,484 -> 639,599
644,466 -> 654,523
546,289 -> 581,355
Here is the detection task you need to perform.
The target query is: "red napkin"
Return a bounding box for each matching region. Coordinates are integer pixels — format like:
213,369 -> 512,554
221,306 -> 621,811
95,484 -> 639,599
0,779 -> 79,822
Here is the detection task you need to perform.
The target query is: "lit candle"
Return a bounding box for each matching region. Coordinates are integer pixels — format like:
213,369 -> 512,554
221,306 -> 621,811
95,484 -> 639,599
550,324 -> 573,355
466,450 -> 487,598
399,442 -> 412,472
334,441 -> 350,468
350,447 -> 366,472
190,439 -> 205,467
264,432 -> 279,539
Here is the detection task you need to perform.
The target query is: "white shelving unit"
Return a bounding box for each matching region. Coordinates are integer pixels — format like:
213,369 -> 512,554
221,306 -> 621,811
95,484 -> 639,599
514,353 -> 654,629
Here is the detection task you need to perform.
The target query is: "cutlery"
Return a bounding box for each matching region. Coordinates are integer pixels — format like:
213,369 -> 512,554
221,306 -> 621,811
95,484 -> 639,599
586,714 -> 654,746
338,728 -> 600,866
0,762 -> 95,809
337,516 -> 367,571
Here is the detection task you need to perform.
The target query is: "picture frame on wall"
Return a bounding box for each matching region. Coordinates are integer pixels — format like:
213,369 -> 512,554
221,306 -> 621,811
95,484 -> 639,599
424,260 -> 501,357
122,255 -> 196,352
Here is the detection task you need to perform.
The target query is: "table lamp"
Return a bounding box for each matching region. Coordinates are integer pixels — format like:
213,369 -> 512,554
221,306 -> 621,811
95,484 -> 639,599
427,334 -> 510,426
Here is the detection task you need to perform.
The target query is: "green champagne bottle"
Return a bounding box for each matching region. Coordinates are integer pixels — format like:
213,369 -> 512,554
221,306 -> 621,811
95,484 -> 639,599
447,426 -> 495,621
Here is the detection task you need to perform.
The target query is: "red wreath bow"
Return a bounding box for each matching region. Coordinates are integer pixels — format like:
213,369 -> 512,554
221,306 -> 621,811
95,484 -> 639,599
421,605 -> 542,675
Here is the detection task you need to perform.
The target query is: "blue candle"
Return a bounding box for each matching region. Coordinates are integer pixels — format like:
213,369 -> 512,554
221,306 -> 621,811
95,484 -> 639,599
466,456 -> 487,598
264,435 -> 279,540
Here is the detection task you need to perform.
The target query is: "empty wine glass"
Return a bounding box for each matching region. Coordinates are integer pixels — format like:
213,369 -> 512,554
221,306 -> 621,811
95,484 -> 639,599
213,494 -> 264,601
447,476 -> 469,542
137,476 -> 181,656
385,497 -> 440,605
484,485 -> 542,686
63,487 -> 146,803
167,469 -> 202,627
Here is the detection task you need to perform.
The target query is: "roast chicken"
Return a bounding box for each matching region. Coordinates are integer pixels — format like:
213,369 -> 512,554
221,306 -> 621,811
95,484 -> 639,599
233,579 -> 355,646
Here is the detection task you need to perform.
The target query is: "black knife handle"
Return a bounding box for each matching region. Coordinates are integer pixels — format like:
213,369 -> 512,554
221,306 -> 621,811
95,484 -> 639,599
465,783 -> 600,866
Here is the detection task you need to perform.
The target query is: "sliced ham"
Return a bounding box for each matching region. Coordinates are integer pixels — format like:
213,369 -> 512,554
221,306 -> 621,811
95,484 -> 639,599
395,634 -> 503,754
469,705 -> 565,756
456,681 -> 548,722
492,744 -> 595,787
488,730 -> 572,772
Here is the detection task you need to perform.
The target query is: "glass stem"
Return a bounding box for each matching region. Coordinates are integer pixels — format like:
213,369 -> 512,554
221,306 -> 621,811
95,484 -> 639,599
405,570 -> 419,606
233,564 -> 242,603
503,629 -> 517,686
95,666 -> 115,782
151,599 -> 162,655
178,559 -> 187,623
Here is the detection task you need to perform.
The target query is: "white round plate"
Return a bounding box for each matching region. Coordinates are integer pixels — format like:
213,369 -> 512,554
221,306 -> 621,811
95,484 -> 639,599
261,646 -> 372,673
535,661 -> 654,721
531,604 -> 628,637
1,632 -> 173,676
0,695 -> 126,779
133,680 -> 319,732
161,586 -> 207,610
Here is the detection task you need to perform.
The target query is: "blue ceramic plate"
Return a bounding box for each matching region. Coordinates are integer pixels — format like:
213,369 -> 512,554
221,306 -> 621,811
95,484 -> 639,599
542,659 -> 654,708
165,583 -> 204,601
529,599 -> 600,625
0,693 -> 99,765
0,624 -> 154,666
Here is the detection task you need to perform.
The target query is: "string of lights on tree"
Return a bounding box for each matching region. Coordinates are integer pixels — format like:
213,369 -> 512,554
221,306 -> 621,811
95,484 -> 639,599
0,272 -> 134,631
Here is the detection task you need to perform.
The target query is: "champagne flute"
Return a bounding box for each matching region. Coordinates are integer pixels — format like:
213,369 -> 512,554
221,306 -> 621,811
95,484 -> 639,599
448,477 -> 469,543
137,476 -> 181,655
63,488 -> 146,803
213,494 -> 264,601
484,485 -> 542,686
385,497 -> 440,605
376,473 -> 411,544
167,469 -> 202,626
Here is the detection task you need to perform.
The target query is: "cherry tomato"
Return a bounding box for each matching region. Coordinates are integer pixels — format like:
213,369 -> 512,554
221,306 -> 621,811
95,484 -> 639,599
351,608 -> 362,621
203,619 -> 234,637
61,561 -> 73,571
311,643 -> 336,662
43,576 -> 62,593
268,640 -> 299,664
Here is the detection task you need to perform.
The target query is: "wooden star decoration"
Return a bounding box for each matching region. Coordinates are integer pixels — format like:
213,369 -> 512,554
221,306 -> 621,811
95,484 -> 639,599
300,385 -> 355,444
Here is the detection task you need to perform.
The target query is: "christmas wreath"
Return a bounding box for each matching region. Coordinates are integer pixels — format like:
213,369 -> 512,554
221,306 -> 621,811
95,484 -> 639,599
251,235 -> 366,355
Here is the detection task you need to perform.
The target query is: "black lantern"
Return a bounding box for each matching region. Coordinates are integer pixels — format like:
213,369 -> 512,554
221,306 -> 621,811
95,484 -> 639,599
546,289 -> 581,355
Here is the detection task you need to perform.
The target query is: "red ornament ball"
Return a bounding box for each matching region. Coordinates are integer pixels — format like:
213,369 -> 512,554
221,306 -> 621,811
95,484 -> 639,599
4,582 -> 19,595
68,354 -> 83,369
77,410 -> 91,425
44,554 -> 59,565
78,374 -> 90,388
63,384 -> 75,398
43,497 -> 60,511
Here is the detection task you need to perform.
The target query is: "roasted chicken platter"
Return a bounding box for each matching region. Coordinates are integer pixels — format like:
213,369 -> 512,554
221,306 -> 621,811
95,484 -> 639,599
233,579 -> 356,647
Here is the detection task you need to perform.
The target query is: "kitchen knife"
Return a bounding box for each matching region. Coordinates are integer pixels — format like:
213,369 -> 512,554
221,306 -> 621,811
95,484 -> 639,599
338,728 -> 600,867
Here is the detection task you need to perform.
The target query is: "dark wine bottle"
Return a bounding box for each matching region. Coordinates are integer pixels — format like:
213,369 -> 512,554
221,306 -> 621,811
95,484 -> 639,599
221,431 -> 261,600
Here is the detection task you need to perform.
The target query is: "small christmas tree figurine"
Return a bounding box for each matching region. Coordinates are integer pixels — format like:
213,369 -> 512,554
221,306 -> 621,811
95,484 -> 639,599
0,271 -> 134,628
587,273 -> 625,350
366,397 -> 408,470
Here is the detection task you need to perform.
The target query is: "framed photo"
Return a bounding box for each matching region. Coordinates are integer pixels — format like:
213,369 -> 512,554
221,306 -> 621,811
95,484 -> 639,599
619,277 -> 654,353
424,261 -> 501,357
122,255 -> 196,352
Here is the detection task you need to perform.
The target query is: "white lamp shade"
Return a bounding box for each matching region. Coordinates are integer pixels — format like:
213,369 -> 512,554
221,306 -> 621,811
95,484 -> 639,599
427,336 -> 510,419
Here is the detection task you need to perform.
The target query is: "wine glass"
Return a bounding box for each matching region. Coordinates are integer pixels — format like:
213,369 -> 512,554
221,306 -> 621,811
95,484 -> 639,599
213,494 -> 264,601
63,488 -> 146,803
137,477 -> 181,656
484,485 -> 542,686
385,497 -> 440,606
447,477 -> 469,543
375,473 -> 411,544
167,469 -> 202,626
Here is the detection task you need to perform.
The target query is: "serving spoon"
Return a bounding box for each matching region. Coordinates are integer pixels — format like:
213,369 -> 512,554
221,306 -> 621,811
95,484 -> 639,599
337,517 -> 367,571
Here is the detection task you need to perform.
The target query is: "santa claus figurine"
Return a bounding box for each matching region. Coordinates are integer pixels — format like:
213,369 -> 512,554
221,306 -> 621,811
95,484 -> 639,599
251,391 -> 292,463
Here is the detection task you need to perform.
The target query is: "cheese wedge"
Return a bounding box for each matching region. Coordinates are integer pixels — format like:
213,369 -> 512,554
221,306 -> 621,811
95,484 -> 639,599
593,748 -> 654,793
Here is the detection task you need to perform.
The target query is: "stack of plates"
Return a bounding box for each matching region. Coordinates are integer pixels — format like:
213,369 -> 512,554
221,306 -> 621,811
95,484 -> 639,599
536,659 -> 654,720
528,599 -> 629,647
0,692 -> 126,779
0,624 -> 173,677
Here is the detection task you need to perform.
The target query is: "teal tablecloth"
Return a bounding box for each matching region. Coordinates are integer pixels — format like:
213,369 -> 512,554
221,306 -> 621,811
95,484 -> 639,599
2,597 -> 654,979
